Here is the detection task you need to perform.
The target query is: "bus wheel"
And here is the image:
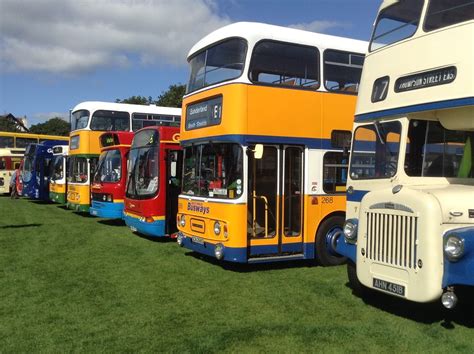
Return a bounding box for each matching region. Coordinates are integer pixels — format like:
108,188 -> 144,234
347,260 -> 366,297
315,215 -> 346,266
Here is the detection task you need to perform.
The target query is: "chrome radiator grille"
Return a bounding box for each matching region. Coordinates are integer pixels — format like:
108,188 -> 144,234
365,212 -> 418,269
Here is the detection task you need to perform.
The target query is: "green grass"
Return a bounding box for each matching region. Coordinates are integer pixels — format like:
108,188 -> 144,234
0,196 -> 473,352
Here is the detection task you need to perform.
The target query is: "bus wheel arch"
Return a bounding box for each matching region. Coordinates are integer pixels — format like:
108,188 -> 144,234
315,213 -> 346,266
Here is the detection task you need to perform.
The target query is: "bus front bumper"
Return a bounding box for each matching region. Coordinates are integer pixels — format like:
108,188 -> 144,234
49,192 -> 66,204
177,232 -> 247,263
123,212 -> 167,237
90,201 -> 124,219
67,201 -> 90,212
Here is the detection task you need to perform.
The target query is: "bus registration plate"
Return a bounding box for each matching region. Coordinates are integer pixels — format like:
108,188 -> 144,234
373,278 -> 405,297
192,236 -> 204,245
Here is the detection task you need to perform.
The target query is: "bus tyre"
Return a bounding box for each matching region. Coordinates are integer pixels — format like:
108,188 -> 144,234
315,215 -> 346,266
347,260 -> 366,297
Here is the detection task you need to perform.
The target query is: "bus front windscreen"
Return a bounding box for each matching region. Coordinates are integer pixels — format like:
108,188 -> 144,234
22,154 -> 35,183
126,145 -> 159,199
67,156 -> 89,184
90,110 -> 130,131
94,149 -> 122,183
50,155 -> 64,182
370,0 -> 424,51
71,110 -> 90,131
187,38 -> 247,93
350,121 -> 402,180
182,143 -> 243,199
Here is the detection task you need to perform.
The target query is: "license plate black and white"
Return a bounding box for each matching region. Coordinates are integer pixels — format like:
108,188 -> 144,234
373,278 -> 405,297
192,236 -> 204,245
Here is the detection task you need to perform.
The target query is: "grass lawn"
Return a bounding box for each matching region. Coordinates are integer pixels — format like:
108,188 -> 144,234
0,196 -> 473,352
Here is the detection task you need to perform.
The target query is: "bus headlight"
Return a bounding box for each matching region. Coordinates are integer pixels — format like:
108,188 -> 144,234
214,221 -> 221,235
179,214 -> 186,227
343,219 -> 358,242
176,232 -> 184,247
215,243 -> 224,260
444,234 -> 464,261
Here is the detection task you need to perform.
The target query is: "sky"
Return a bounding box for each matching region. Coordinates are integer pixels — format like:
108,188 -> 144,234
0,0 -> 381,126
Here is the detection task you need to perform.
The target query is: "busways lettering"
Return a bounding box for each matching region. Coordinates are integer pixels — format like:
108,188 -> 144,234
187,202 -> 210,214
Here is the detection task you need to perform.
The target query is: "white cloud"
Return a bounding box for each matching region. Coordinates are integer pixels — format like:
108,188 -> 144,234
289,20 -> 348,33
0,0 -> 230,74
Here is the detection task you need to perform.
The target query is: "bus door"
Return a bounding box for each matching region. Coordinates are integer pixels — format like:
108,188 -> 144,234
165,149 -> 183,235
247,145 -> 304,259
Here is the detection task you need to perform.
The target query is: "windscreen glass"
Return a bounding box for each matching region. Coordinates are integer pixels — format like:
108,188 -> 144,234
370,0 -> 424,51
90,110 -> 130,131
71,110 -> 90,131
182,143 -> 243,199
187,38 -> 247,93
94,149 -> 122,183
350,121 -> 402,179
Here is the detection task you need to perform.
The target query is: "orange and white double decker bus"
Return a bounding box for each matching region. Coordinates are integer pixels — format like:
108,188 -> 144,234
176,22 -> 367,264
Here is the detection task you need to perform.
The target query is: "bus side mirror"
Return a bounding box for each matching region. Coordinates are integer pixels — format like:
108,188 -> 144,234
253,144 -> 264,159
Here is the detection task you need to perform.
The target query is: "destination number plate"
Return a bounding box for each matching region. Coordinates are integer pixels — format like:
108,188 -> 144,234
373,278 -> 405,297
192,236 -> 204,245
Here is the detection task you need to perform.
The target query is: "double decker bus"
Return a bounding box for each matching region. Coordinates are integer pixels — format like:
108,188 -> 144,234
123,126 -> 182,237
0,132 -> 68,194
22,140 -> 69,200
49,145 -> 69,203
175,22 -> 367,264
333,0 -> 474,309
89,131 -> 134,218
67,101 -> 180,212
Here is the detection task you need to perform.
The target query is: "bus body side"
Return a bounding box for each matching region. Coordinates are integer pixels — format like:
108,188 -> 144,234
123,126 -> 182,237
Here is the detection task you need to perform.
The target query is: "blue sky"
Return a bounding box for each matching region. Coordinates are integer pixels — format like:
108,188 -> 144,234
0,0 -> 380,126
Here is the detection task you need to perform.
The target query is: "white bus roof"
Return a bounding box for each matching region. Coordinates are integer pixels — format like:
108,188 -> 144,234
71,101 -> 181,116
188,21 -> 368,60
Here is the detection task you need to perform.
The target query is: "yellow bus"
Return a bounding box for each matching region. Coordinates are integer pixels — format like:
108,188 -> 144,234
0,132 -> 68,194
176,22 -> 367,264
334,0 -> 474,309
49,145 -> 69,203
67,101 -> 180,212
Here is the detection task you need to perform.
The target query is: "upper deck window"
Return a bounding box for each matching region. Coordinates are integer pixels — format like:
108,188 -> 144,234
90,110 -> 130,131
424,0 -> 474,32
132,113 -> 180,131
71,110 -> 90,131
249,40 -> 319,89
370,0 -> 424,51
187,38 -> 247,94
324,50 -> 364,94
16,137 -> 37,148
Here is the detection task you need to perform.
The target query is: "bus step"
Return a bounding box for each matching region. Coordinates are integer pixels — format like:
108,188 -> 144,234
248,254 -> 305,263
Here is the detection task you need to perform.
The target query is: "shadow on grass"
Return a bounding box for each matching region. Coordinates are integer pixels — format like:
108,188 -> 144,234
134,232 -> 176,243
184,251 -> 314,272
56,205 -> 69,210
98,219 -> 126,227
345,282 -> 474,328
0,223 -> 42,229
30,200 -> 55,205
72,212 -> 95,218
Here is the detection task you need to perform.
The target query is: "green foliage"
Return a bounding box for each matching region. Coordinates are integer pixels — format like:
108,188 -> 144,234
0,115 -> 24,132
29,117 -> 70,136
115,95 -> 152,105
116,84 -> 185,108
156,84 -> 186,108
1,197 -> 474,352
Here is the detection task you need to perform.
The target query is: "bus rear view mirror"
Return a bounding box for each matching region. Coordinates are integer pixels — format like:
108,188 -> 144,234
254,144 -> 264,159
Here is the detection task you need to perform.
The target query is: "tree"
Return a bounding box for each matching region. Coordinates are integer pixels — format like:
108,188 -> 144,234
156,84 -> 186,108
115,95 -> 152,105
29,117 -> 70,136
115,83 -> 186,108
